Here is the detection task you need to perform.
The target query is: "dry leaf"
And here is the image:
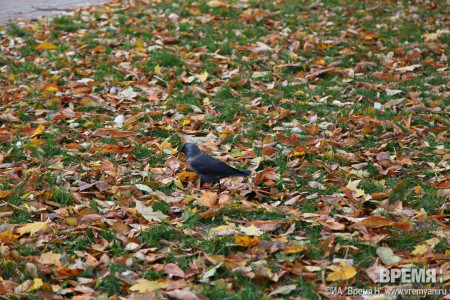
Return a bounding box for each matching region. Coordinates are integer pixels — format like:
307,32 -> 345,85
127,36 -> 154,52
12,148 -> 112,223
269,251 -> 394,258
16,222 -> 48,237
129,279 -> 169,293
326,266 -> 357,281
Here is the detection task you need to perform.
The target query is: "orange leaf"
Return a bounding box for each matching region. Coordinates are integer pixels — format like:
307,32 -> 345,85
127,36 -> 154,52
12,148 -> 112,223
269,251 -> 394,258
0,190 -> 12,199
101,144 -> 134,153
262,134 -> 274,146
235,235 -> 259,247
92,45 -> 106,52
349,216 -> 395,229
290,146 -> 308,157
44,84 -> 59,92
395,182 -> 406,190
313,59 -> 326,66
53,266 -> 83,278
393,221 -> 414,232
197,191 -> 218,208
178,171 -> 197,182
33,125 -> 46,136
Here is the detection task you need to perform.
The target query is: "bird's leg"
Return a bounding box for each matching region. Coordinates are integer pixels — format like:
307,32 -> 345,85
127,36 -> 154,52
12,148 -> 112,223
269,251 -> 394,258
199,177 -> 204,189
217,179 -> 223,193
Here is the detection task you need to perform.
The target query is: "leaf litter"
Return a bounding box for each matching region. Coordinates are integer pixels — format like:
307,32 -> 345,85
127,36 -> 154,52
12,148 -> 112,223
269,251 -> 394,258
0,0 -> 448,298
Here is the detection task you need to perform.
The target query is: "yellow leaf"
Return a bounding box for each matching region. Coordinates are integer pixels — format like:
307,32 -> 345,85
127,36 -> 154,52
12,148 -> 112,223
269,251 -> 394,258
36,42 -> 57,50
295,90 -> 306,97
252,71 -> 264,78
422,31 -> 441,42
212,225 -> 235,231
156,140 -> 176,154
156,140 -> 173,150
346,180 -> 361,191
197,71 -> 209,82
33,125 -> 46,136
174,178 -> 183,189
424,237 -> 440,248
129,278 -> 169,293
239,224 -> 263,236
313,59 -> 326,66
411,244 -> 427,255
326,266 -> 357,281
346,179 -> 365,197
136,39 -> 144,48
28,278 -> 43,292
16,222 -> 48,237
207,0 -> 225,7
80,98 -> 91,106
414,185 -> 424,194
203,97 -> 210,104
181,118 -> 191,126
44,84 -> 59,92
284,245 -> 308,254
155,64 -> 161,74
262,134 -> 274,146
65,217 -> 78,226
235,235 -> 259,247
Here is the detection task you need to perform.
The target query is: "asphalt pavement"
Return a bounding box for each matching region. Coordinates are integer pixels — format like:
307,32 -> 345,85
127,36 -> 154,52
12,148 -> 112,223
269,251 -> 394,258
0,0 -> 108,25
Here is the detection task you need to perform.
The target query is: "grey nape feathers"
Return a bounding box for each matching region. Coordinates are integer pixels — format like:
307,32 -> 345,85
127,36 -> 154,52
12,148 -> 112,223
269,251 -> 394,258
179,143 -> 251,191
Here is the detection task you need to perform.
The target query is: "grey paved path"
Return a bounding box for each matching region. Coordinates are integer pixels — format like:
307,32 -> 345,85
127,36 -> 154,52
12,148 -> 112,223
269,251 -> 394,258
0,0 -> 109,25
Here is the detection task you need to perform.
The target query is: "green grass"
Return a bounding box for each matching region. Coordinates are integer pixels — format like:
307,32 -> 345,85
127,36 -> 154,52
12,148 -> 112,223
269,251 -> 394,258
0,0 -> 447,297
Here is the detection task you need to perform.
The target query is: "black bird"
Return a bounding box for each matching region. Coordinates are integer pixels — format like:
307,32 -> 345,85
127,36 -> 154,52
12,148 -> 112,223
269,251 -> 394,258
179,143 -> 251,191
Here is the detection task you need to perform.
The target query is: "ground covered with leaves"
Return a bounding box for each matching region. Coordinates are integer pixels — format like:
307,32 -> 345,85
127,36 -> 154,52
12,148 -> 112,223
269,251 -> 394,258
0,0 -> 449,298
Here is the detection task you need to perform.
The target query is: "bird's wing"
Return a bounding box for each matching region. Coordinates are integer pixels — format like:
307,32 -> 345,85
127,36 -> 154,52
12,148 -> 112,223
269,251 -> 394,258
190,153 -> 243,177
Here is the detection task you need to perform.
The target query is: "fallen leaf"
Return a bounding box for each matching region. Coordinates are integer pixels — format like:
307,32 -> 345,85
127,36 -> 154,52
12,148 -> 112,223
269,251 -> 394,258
207,0 -> 226,7
16,222 -> 48,237
376,247 -> 401,265
326,266 -> 357,281
269,284 -> 297,296
201,262 -> 223,282
135,201 -> 169,222
239,225 -> 262,236
197,71 -> 208,82
36,42 -> 57,50
129,278 -> 169,293
349,216 -> 395,229
197,191 -> 218,208
39,252 -> 62,266
235,235 -> 259,247
0,190 -> 12,199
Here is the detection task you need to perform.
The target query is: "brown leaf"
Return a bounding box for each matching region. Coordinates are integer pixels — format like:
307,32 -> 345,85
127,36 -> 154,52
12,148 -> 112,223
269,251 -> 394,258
92,45 -> 106,52
349,216 -> 395,229
246,220 -> 284,231
197,191 -> 218,208
0,190 -> 12,199
164,289 -> 200,300
161,36 -> 178,44
163,263 -> 185,278
101,144 -> 134,153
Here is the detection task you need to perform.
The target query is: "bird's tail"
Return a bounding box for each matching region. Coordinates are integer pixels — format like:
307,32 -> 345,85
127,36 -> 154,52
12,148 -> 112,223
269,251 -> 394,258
238,169 -> 251,177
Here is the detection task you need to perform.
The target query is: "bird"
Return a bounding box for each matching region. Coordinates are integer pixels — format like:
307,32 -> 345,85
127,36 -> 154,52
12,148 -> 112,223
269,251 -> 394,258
178,143 -> 251,192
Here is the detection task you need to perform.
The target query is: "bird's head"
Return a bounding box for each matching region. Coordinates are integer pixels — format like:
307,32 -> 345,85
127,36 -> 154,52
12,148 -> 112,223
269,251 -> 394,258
178,143 -> 201,158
